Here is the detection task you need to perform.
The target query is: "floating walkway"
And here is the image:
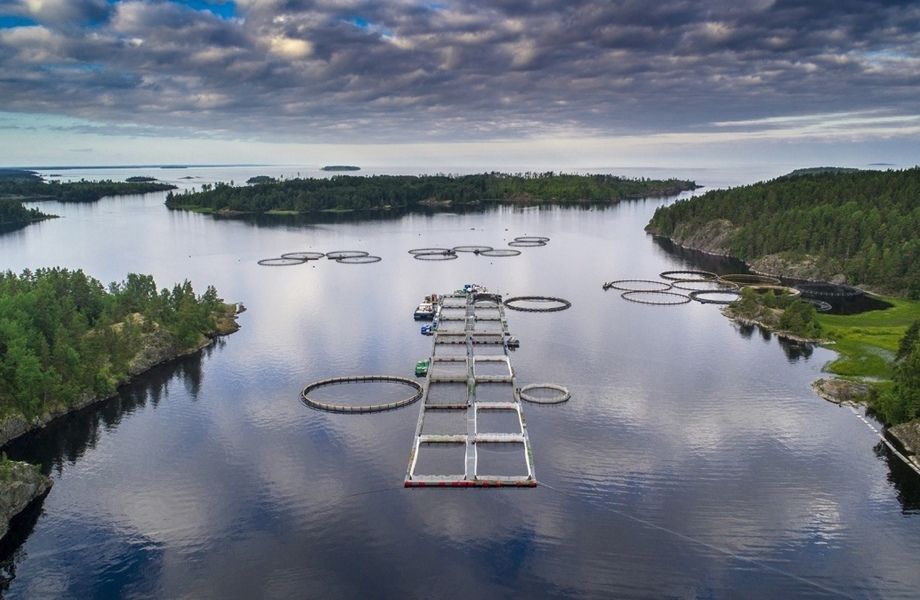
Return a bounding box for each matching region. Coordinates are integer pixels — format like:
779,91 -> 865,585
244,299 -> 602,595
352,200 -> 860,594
405,291 -> 537,487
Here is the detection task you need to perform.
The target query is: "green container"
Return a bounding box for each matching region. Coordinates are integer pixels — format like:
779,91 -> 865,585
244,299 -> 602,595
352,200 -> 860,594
415,359 -> 430,377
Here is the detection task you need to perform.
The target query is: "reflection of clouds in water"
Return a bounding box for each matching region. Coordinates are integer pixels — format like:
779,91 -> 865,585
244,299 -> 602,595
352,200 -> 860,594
5,199 -> 920,597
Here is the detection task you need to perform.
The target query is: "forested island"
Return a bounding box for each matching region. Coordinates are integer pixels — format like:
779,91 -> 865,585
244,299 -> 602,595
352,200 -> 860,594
321,165 -> 360,171
165,172 -> 698,215
0,169 -> 176,204
647,168 -> 920,297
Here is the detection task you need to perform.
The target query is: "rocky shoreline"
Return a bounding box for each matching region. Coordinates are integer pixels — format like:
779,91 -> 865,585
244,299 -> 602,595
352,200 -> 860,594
649,228 -> 920,472
722,310 -> 825,344
0,461 -> 52,541
0,304 -> 242,543
812,378 -> 920,471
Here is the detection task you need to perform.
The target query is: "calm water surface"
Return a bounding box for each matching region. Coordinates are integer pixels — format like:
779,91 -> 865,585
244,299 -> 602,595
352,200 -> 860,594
1,165 -> 918,598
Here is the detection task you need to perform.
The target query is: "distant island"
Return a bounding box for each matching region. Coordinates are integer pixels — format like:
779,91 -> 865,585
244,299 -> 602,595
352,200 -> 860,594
321,165 -> 360,171
125,176 -> 158,183
780,166 -> 861,178
165,172 -> 699,216
246,175 -> 277,184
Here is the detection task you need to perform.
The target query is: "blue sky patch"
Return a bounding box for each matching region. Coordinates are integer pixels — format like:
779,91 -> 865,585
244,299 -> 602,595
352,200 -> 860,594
171,1 -> 236,19
0,15 -> 39,28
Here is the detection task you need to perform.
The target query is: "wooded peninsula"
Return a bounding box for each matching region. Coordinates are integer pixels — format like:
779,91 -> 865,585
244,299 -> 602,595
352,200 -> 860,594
164,172 -> 699,215
646,168 -> 920,298
0,169 -> 177,231
0,169 -> 176,204
647,167 -> 920,436
0,268 -> 240,446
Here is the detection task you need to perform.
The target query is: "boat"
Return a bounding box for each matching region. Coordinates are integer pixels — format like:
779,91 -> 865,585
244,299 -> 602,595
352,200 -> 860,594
414,302 -> 435,320
420,324 -> 433,336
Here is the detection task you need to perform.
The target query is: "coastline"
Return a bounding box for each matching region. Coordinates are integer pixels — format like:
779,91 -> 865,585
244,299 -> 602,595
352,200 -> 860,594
653,231 -> 920,472
0,303 -> 243,449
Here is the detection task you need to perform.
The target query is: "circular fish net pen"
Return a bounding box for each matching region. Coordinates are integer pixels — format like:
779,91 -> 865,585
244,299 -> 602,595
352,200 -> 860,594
479,249 -> 521,257
671,279 -> 740,292
660,270 -> 717,281
336,255 -> 382,264
801,298 -> 833,312
508,240 -> 546,247
603,279 -> 672,292
326,250 -> 370,260
718,273 -> 781,286
621,290 -> 691,305
413,253 -> 458,261
258,257 -> 306,266
453,245 -> 493,253
301,375 -> 423,413
408,248 -> 455,256
520,383 -> 570,404
503,296 -> 572,312
281,251 -> 325,260
795,282 -> 864,299
688,290 -> 741,304
515,236 -> 550,243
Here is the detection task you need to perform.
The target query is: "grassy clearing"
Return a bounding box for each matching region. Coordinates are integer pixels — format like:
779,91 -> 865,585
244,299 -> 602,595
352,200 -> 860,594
817,296 -> 920,379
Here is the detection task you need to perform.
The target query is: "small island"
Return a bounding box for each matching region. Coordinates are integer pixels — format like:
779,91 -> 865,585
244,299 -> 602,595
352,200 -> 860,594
321,165 -> 360,171
246,175 -> 277,184
165,172 -> 699,216
125,176 -> 158,183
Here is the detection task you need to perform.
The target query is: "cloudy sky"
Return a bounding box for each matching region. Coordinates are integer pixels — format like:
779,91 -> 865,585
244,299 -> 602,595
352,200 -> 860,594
1,0 -> 918,168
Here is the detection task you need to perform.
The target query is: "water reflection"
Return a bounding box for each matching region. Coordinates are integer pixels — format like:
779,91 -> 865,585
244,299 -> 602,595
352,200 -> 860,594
0,168 -> 916,598
877,443 -> 920,512
3,346 -> 211,476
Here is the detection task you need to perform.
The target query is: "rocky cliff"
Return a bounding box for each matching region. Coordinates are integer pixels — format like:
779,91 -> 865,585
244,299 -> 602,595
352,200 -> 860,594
0,461 -> 52,541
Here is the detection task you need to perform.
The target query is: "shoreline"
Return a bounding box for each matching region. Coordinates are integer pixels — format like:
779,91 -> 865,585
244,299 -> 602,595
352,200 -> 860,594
0,303 -> 243,449
655,232 -> 920,473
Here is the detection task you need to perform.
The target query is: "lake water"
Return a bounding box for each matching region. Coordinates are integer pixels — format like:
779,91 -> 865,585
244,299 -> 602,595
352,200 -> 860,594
1,165 -> 918,598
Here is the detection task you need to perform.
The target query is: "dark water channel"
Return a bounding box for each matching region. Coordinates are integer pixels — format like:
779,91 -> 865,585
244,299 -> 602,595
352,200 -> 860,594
0,166 -> 918,598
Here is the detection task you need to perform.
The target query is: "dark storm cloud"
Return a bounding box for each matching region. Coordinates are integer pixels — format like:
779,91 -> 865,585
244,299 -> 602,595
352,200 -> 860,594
0,0 -> 918,142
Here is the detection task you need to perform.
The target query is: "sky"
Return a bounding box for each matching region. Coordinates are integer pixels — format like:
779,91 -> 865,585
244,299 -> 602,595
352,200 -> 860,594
0,0 -> 918,168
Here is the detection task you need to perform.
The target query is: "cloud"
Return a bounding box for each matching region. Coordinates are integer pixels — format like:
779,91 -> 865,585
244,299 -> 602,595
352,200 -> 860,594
0,0 -> 918,144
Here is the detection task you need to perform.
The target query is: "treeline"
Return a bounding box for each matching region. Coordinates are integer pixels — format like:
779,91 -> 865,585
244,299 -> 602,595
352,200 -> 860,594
0,173 -> 176,203
875,321 -> 920,424
0,268 -> 229,420
0,199 -> 53,226
729,287 -> 823,339
648,168 -> 920,297
165,172 -> 698,213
